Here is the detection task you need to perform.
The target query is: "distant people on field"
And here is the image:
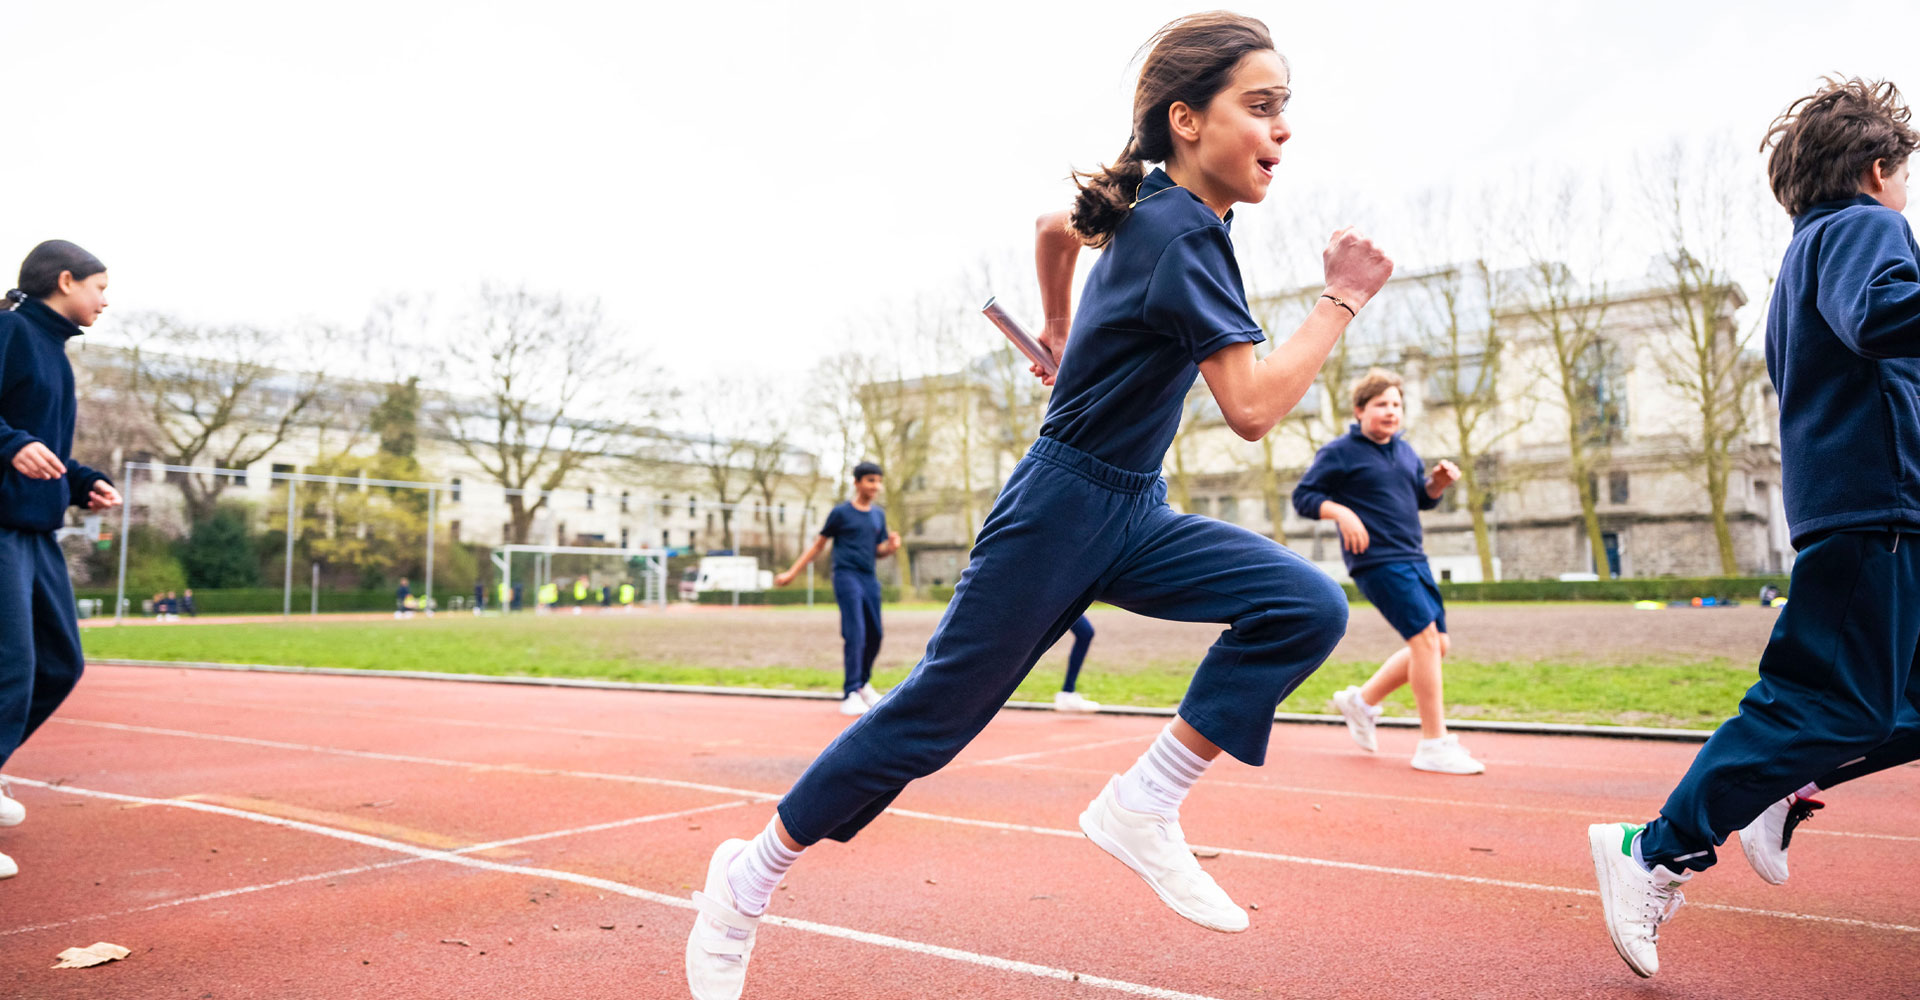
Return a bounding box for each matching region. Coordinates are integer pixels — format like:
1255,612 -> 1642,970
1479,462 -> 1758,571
180,588 -> 197,617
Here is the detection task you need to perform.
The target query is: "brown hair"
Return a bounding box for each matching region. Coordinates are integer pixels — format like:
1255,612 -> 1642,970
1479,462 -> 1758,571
1350,369 -> 1403,412
1067,12 -> 1278,249
1761,76 -> 1919,217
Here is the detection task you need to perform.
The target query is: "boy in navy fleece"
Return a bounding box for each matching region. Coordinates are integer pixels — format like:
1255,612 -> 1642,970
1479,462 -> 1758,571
1293,369 -> 1476,774
772,461 -> 902,717
0,241 -> 122,880
1589,78 -> 1920,979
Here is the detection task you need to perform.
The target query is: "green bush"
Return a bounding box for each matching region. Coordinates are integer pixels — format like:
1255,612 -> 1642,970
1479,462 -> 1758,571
75,586 -> 474,615
1429,575 -> 1788,603
181,504 -> 261,589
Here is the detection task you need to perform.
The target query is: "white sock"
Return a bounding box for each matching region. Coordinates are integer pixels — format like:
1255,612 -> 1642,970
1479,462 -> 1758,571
1114,725 -> 1212,817
725,818 -> 802,918
1794,781 -> 1821,800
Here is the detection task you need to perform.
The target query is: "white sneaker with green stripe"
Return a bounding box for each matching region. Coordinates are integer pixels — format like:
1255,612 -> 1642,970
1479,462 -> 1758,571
1588,823 -> 1691,978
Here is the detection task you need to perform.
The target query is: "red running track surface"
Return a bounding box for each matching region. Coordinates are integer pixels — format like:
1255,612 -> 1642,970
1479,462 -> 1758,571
2,665 -> 1915,999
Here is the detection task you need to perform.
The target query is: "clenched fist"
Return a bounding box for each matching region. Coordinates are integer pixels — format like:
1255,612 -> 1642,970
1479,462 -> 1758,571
1322,227 -> 1394,311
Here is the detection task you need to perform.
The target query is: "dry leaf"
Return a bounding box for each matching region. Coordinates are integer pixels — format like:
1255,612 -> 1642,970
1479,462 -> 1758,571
1190,847 -> 1221,858
53,942 -> 130,969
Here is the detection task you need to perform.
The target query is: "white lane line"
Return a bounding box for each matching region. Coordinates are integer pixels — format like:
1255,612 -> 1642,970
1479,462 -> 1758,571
8,777 -> 1225,1000
988,761 -> 1920,845
1,798 -> 750,938
883,809 -> 1920,935
76,689 -> 827,754
50,719 -> 1920,934
56,719 -> 783,802
963,734 -> 1151,767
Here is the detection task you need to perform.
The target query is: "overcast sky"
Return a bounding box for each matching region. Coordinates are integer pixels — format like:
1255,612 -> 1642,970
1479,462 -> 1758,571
6,0 -> 1916,389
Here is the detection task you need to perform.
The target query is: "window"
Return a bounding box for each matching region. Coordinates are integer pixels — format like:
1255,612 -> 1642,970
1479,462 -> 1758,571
586,487 -> 595,511
1217,496 -> 1239,523
1191,496 -> 1213,517
271,463 -> 295,480
620,527 -> 630,548
215,459 -> 249,488
688,495 -> 697,518
1573,340 -> 1629,446
449,520 -> 461,542
778,503 -> 786,525
450,477 -> 462,502
661,529 -> 671,547
619,490 -> 629,513
1609,471 -> 1630,504
502,521 -> 512,541
705,512 -> 714,532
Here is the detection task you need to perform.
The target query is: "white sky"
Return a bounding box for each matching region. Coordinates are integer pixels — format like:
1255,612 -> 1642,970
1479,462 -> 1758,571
5,0 -> 1916,388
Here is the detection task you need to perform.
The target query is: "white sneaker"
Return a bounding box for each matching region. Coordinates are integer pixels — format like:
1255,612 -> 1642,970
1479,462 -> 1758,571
1078,777 -> 1248,932
856,683 -> 884,707
839,694 -> 869,716
1739,791 -> 1824,885
0,780 -> 23,827
685,838 -> 761,1000
1411,734 -> 1485,775
0,851 -> 14,880
1331,686 -> 1380,752
1054,691 -> 1101,713
1588,823 -> 1690,978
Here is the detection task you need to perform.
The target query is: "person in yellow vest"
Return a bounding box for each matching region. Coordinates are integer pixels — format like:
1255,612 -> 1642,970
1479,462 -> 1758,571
619,582 -> 635,608
496,581 -> 511,613
538,581 -> 558,610
572,577 -> 588,615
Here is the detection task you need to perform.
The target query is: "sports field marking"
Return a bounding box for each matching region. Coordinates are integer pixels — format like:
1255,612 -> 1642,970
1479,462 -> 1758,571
8,777 -> 1229,1000
78,688 -> 826,754
48,717 -> 1920,934
989,760 -> 1920,845
964,734 -> 1153,767
0,797 -> 749,939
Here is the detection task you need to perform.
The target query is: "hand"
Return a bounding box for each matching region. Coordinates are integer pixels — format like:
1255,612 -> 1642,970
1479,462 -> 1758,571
10,441 -> 65,480
774,570 -> 796,587
1335,509 -> 1370,554
1429,460 -> 1460,493
1032,319 -> 1067,386
886,531 -> 902,548
87,480 -> 122,511
1321,227 -> 1394,311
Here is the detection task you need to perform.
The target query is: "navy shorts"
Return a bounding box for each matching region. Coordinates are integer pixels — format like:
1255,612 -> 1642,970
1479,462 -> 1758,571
1351,561 -> 1446,640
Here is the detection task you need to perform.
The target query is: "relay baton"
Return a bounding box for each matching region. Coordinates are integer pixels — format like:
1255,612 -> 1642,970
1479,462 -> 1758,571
980,298 -> 1058,378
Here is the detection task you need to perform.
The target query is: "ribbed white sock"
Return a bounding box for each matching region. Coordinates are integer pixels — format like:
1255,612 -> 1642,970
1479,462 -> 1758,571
725,818 -> 802,919
1114,724 -> 1212,816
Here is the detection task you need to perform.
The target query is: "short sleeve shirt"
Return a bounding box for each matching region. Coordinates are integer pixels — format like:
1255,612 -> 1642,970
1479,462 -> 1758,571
1038,168 -> 1267,473
820,501 -> 887,577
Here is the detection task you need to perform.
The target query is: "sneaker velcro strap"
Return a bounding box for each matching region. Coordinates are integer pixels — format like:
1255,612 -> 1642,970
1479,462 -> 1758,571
692,891 -> 761,937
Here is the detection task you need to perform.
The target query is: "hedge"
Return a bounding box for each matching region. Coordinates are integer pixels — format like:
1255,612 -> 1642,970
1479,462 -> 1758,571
74,587 -> 473,615
699,577 -> 1784,607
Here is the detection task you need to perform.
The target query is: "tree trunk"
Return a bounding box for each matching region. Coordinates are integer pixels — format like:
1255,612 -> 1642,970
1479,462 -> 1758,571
1573,458 -> 1611,580
1458,461 -> 1495,581
1707,457 -> 1737,575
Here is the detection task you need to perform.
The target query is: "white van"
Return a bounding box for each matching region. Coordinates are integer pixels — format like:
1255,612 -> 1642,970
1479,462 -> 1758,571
679,556 -> 774,600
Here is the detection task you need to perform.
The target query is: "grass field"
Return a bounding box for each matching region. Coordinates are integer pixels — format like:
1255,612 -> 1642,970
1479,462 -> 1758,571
79,603 -> 1780,730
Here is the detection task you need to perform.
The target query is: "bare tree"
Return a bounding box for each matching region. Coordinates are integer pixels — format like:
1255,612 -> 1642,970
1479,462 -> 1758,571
1520,176 -> 1621,579
1638,139 -> 1775,574
436,284 -> 651,545
119,313 -> 329,523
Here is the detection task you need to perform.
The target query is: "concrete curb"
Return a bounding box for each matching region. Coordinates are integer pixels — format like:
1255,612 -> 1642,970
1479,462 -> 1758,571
92,658 -> 1714,743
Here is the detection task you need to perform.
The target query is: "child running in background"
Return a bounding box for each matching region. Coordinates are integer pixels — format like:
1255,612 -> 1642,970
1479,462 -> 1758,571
773,462 -> 902,716
1293,369 -> 1478,774
1054,614 -> 1101,713
0,240 -> 122,880
1589,76 -> 1920,979
686,14 -> 1392,998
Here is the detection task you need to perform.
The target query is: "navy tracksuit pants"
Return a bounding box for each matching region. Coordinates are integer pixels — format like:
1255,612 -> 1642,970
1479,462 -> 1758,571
0,528 -> 85,769
1062,615 -> 1094,692
1642,530 -> 1920,871
778,438 -> 1348,846
833,570 -> 882,697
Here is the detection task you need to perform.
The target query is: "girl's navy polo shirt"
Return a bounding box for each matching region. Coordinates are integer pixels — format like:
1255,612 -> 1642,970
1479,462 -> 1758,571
1039,168 -> 1266,474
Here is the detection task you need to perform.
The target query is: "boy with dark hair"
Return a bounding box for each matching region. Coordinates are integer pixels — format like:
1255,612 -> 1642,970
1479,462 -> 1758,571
1590,77 -> 1920,979
774,462 -> 902,716
1293,369 -> 1474,774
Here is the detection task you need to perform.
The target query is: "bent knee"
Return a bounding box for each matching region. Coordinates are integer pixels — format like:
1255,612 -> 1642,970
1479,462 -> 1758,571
1407,624 -> 1443,651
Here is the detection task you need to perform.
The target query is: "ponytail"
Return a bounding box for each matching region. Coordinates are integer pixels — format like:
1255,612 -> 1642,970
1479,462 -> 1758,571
1068,138 -> 1148,249
1062,13 -> 1277,250
3,288 -> 24,310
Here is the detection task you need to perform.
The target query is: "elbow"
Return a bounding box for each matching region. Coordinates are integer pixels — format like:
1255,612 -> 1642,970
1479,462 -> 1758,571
1224,404 -> 1273,442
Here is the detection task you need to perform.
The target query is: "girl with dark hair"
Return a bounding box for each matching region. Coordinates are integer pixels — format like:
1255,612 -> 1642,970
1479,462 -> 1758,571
686,14 -> 1392,997
0,240 -> 121,880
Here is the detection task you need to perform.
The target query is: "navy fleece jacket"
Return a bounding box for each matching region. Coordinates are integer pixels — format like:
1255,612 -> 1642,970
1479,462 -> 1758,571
0,298 -> 110,533
1292,423 -> 1439,573
1765,195 -> 1920,545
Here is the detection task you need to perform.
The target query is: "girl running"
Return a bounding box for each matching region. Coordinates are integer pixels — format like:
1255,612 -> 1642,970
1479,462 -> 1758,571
686,14 -> 1391,997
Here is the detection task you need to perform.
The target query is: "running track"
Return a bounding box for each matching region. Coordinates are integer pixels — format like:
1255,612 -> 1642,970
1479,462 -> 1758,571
3,665 -> 1915,999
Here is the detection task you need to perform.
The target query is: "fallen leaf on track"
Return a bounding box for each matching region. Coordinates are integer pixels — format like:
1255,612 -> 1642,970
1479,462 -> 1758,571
53,943 -> 130,969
